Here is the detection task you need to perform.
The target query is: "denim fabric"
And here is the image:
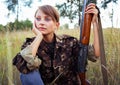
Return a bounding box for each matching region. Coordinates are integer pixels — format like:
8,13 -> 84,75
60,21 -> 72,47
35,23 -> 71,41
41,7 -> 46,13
20,70 -> 44,85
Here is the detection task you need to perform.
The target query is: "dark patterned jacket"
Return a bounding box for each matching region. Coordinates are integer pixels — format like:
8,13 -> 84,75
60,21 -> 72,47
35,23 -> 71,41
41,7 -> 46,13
13,34 -> 97,85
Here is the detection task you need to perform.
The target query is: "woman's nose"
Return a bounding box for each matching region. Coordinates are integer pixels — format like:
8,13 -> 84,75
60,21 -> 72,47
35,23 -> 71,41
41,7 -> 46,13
39,20 -> 45,26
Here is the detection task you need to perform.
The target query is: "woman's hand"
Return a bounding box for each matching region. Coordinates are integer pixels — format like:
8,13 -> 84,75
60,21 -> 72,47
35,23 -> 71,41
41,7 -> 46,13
31,20 -> 43,57
85,3 -> 98,23
85,3 -> 100,57
32,20 -> 41,36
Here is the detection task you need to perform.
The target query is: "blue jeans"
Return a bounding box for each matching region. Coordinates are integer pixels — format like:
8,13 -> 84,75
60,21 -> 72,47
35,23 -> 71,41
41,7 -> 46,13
20,70 -> 44,85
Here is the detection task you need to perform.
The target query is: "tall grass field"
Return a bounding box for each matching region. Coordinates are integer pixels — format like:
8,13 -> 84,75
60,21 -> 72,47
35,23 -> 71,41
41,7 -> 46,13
0,28 -> 120,85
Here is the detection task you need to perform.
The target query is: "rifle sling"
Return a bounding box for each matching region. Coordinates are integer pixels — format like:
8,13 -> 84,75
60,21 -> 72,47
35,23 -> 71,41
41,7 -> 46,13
97,13 -> 108,85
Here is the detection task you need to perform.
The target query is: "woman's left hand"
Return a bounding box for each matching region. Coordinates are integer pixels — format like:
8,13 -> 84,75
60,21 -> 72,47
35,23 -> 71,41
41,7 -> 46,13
85,3 -> 98,23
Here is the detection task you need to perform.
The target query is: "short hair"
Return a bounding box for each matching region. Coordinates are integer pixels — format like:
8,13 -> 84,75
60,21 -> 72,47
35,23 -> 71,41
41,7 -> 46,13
34,5 -> 60,22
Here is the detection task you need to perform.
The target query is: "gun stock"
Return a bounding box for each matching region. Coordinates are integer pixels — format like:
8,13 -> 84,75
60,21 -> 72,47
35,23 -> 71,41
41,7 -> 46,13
81,13 -> 93,45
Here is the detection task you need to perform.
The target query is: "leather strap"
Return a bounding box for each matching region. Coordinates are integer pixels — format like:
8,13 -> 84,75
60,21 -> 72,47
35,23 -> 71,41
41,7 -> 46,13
97,12 -> 108,85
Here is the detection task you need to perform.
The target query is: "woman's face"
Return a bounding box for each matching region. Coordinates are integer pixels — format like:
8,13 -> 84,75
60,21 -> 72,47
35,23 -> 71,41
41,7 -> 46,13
35,10 -> 59,35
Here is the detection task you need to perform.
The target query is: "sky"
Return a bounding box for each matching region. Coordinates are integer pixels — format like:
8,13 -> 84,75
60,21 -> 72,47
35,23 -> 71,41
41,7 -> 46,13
0,0 -> 120,28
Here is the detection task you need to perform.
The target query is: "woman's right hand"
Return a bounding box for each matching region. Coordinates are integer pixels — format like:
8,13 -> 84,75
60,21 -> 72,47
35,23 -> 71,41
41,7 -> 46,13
31,20 -> 43,57
32,20 -> 41,36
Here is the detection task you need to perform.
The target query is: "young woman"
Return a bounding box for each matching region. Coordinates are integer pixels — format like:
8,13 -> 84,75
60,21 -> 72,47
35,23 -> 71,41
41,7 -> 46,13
13,3 -> 100,85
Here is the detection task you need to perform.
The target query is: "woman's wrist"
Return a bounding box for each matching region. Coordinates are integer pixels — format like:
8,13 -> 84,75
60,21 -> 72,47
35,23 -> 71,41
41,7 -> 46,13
37,33 -> 43,39
92,16 -> 98,25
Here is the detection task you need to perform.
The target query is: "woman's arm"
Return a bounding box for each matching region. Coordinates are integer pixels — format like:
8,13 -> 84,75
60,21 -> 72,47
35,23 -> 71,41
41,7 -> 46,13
30,34 -> 43,56
92,19 -> 100,57
20,21 -> 43,70
30,22 -> 43,57
86,3 -> 100,57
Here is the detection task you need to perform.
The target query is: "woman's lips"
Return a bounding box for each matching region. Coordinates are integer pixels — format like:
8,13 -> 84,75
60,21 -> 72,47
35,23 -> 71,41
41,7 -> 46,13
39,27 -> 46,31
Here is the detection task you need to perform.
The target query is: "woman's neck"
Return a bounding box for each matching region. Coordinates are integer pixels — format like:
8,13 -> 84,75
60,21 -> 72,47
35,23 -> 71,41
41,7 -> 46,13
43,33 -> 54,43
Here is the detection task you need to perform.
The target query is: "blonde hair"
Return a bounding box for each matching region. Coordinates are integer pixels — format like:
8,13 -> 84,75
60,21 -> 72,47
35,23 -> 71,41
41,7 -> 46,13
34,5 -> 60,22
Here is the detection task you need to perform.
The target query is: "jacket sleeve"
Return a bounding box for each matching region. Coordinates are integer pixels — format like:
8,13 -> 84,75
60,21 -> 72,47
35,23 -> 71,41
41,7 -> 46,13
87,44 -> 98,62
13,38 -> 42,72
20,45 -> 42,70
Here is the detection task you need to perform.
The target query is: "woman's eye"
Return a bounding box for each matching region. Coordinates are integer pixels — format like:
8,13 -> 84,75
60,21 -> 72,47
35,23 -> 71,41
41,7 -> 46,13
35,17 -> 52,21
45,18 -> 51,21
36,18 -> 41,21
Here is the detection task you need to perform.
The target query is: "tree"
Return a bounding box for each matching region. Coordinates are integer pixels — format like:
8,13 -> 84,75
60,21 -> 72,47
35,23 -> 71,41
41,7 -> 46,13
63,23 -> 69,29
0,24 -> 4,31
56,0 -> 118,23
4,0 -> 33,29
101,0 -> 118,28
56,0 -> 83,23
5,0 -> 33,19
101,0 -> 118,9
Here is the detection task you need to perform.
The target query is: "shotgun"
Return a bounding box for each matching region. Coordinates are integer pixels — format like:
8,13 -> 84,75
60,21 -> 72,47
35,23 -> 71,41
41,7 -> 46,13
78,0 -> 94,85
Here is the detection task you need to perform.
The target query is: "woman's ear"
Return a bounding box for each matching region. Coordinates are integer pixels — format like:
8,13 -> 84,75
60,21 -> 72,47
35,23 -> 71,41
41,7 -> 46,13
56,22 -> 60,30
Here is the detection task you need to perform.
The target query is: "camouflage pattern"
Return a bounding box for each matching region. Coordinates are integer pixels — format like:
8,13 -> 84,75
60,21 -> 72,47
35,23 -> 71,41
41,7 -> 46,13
88,44 -> 98,62
37,35 -> 80,85
13,34 -> 97,85
13,53 -> 31,74
12,38 -> 41,74
20,45 -> 42,70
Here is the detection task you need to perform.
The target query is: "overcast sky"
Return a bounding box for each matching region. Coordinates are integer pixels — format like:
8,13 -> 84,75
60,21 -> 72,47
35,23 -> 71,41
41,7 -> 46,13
0,0 -> 120,28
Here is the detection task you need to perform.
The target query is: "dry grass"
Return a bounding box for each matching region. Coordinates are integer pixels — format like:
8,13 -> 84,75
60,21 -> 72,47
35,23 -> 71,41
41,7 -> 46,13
0,28 -> 120,85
